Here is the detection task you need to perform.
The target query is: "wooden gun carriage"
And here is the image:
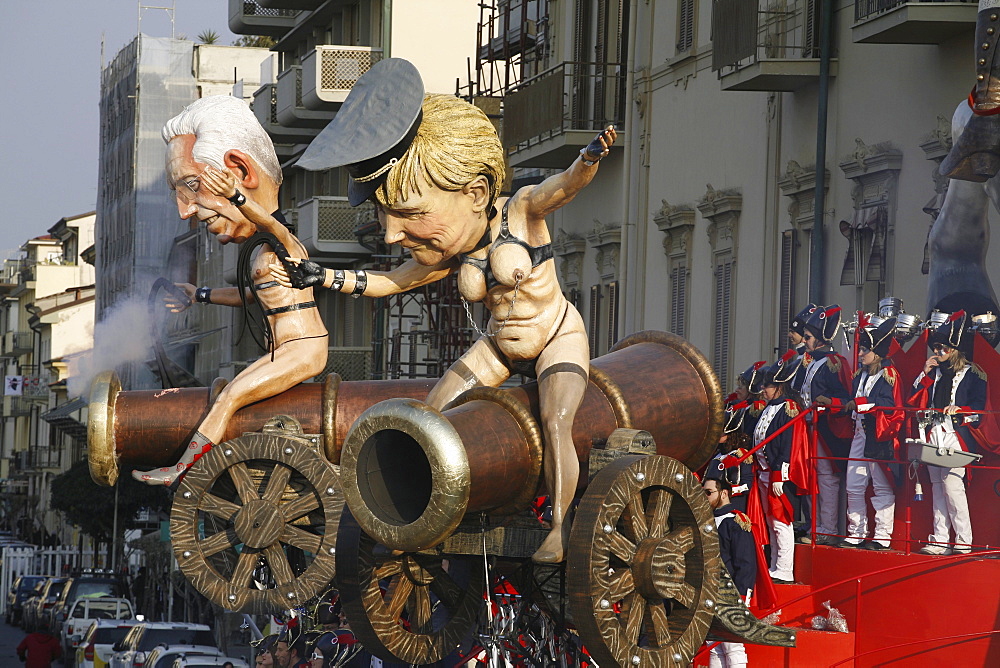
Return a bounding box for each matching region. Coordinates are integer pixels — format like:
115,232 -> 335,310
88,331 -> 795,667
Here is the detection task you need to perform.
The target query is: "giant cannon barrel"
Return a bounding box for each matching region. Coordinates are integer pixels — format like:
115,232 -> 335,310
339,331 -> 724,552
87,372 -> 437,486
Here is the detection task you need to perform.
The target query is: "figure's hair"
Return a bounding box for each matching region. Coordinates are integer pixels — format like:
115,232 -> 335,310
950,349 -> 968,373
709,477 -> 732,497
375,94 -> 504,209
162,95 -> 282,185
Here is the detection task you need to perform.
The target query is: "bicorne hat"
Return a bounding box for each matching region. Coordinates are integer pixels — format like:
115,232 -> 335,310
859,317 -> 896,358
804,304 -> 842,343
790,303 -> 818,335
928,310 -> 970,355
297,58 -> 425,206
738,361 -> 768,393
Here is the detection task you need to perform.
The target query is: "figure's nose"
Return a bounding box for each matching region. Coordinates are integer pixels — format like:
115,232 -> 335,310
382,214 -> 406,245
176,194 -> 197,220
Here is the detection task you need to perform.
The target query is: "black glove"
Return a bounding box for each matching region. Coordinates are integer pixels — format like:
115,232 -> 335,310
272,241 -> 325,290
583,126 -> 614,162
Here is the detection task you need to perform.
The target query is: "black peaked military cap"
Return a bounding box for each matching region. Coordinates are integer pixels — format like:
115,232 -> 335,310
296,58 -> 425,206
790,303 -> 818,335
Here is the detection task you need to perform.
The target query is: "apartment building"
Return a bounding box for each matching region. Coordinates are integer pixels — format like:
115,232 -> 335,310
475,0 -> 1000,391
0,213 -> 96,543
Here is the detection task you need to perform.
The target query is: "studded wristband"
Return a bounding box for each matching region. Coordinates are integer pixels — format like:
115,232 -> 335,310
195,286 -> 212,304
351,269 -> 368,297
227,190 -> 247,206
328,269 -> 346,292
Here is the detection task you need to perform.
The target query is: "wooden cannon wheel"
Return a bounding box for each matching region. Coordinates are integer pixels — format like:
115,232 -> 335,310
568,455 -> 721,668
171,432 -> 341,614
336,508 -> 486,665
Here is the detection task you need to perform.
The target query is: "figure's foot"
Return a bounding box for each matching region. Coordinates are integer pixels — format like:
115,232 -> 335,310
532,522 -> 570,564
131,433 -> 214,489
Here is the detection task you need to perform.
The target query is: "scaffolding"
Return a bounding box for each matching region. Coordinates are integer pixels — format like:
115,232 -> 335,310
459,0 -> 550,101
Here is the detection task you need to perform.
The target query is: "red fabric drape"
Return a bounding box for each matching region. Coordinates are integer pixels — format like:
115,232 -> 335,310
970,333 -> 1000,454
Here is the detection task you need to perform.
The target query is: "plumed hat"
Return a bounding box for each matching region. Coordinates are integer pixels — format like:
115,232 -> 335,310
790,303 -> 818,335
738,361 -> 768,392
928,310 -> 970,355
771,349 -> 800,385
297,58 -> 425,206
859,317 -> 896,358
804,304 -> 842,343
723,404 -> 747,434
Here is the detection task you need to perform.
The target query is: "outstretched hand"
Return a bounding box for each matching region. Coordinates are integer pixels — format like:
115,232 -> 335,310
582,125 -> 618,163
200,166 -> 238,199
270,242 -> 326,289
162,282 -> 195,313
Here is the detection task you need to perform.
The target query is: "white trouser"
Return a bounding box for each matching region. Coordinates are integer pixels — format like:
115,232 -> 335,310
845,424 -> 895,545
926,426 -> 973,550
708,641 -> 747,668
814,439 -> 841,537
758,475 -> 794,581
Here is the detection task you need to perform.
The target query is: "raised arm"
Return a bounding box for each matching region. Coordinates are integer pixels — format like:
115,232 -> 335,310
269,256 -> 456,298
519,125 -> 617,219
200,167 -> 307,257
161,282 -> 254,311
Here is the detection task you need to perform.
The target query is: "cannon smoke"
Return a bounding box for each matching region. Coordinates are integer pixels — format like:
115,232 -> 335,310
67,297 -> 154,398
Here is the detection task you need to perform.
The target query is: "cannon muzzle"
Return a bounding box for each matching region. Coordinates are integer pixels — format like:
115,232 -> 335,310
340,331 -> 723,552
87,372 -> 437,486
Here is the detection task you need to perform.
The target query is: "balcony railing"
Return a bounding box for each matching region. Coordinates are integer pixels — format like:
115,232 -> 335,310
852,0 -> 976,44
23,446 -> 61,470
502,61 -> 624,165
302,46 -> 383,110
276,65 -> 334,128
2,331 -> 33,357
229,0 -> 300,37
18,366 -> 50,401
296,197 -> 376,259
4,396 -> 33,417
251,83 -> 318,145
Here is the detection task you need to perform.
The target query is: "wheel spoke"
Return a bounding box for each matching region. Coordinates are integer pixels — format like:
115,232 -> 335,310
646,488 -> 672,539
199,493 -> 241,522
621,492 -> 649,542
228,463 -> 259,504
201,529 -> 238,557
647,601 -> 672,647
605,569 -> 635,602
279,525 -> 322,554
386,577 -> 414,621
622,591 -> 644,647
264,544 -> 295,586
607,530 -> 637,564
262,465 -> 292,504
664,525 -> 695,555
424,562 -> 465,610
373,559 -> 404,581
673,582 -> 697,608
409,585 -> 432,632
230,549 -> 258,588
280,493 -> 321,522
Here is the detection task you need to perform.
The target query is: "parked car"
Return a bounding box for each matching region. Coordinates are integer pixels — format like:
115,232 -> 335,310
75,619 -> 140,668
4,574 -> 46,626
22,577 -> 67,632
61,597 -> 135,661
142,646 -> 247,668
110,622 -> 215,668
50,573 -> 127,640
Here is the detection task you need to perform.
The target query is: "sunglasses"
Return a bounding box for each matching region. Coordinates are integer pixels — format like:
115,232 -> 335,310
932,345 -> 950,354
704,488 -> 718,496
311,652 -> 324,661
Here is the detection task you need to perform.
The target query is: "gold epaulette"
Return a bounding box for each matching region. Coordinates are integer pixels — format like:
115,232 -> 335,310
733,447 -> 748,457
853,367 -> 862,378
828,355 -> 842,373
971,363 -> 988,381
733,510 -> 753,532
785,400 -> 800,418
883,366 -> 898,386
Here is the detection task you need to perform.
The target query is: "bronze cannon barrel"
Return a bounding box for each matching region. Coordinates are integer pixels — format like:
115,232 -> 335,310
339,331 -> 724,552
87,372 -> 437,486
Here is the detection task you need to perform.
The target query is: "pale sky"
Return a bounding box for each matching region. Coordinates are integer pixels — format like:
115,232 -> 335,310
0,1 -> 239,258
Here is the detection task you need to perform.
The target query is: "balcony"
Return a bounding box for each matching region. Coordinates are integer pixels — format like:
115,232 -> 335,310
301,46 -> 383,111
296,197 -> 375,260
276,65 -> 335,128
23,446 -> 61,470
229,0 -> 300,37
502,61 -> 625,169
258,0 -> 323,9
713,0 -> 836,92
3,396 -> 32,417
853,0 -> 976,44
252,83 -> 320,145
19,366 -> 50,402
2,331 -> 33,357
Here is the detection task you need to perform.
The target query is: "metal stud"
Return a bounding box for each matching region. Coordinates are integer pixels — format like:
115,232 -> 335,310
983,43 -> 991,50
980,74 -> 987,81
674,473 -> 684,483
284,447 -> 294,455
635,472 -> 646,482
599,599 -> 610,609
704,523 -> 714,533
287,592 -> 296,599
182,551 -> 192,558
992,13 -> 998,20
328,547 -> 336,555
789,634 -> 796,642
672,654 -> 682,662
990,27 -> 996,35
981,59 -> 988,66
228,594 -> 237,602
326,487 -> 336,495
705,599 -> 715,609
182,491 -> 192,499
603,524 -> 614,534
631,656 -> 641,666
224,448 -> 233,456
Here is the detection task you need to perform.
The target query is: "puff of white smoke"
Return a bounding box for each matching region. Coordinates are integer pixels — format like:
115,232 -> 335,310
67,298 -> 154,398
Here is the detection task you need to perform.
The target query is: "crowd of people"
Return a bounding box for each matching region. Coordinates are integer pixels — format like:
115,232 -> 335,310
703,303 -> 989,583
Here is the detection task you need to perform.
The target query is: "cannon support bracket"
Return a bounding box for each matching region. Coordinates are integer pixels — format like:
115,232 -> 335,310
588,428 -> 656,483
438,513 -> 548,559
707,569 -> 798,647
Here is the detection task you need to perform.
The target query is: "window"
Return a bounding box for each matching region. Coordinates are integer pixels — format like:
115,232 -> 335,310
678,0 -> 696,53
713,251 -> 735,391
669,258 -> 688,338
778,230 -> 796,350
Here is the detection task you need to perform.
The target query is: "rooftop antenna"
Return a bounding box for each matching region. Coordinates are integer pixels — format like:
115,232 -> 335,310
138,1 -> 176,39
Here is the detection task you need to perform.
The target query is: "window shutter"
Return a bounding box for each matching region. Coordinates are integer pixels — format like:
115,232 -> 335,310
713,252 -> 734,391
778,230 -> 795,350
589,284 -> 601,359
607,280 -> 619,350
670,260 -> 688,338
678,0 -> 695,53
804,0 -> 820,58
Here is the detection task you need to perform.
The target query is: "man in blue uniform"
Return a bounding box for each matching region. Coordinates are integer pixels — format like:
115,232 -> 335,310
704,477 -> 756,668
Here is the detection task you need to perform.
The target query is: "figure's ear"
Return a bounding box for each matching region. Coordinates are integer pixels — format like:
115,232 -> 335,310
224,150 -> 259,190
462,175 -> 491,214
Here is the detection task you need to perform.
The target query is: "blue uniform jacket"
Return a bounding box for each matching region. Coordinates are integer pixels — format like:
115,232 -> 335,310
715,503 -> 757,598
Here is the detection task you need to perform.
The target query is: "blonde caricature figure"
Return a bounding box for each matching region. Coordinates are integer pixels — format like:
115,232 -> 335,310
271,59 -> 616,563
132,96 -> 328,488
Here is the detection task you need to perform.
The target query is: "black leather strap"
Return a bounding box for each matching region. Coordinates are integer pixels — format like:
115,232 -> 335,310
263,301 -> 318,316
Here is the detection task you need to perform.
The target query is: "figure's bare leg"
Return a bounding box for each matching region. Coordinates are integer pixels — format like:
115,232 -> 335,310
531,310 -> 589,564
132,337 -> 328,486
425,337 -> 511,411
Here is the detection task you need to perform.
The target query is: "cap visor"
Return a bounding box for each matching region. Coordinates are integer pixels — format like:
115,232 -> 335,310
348,177 -> 380,207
